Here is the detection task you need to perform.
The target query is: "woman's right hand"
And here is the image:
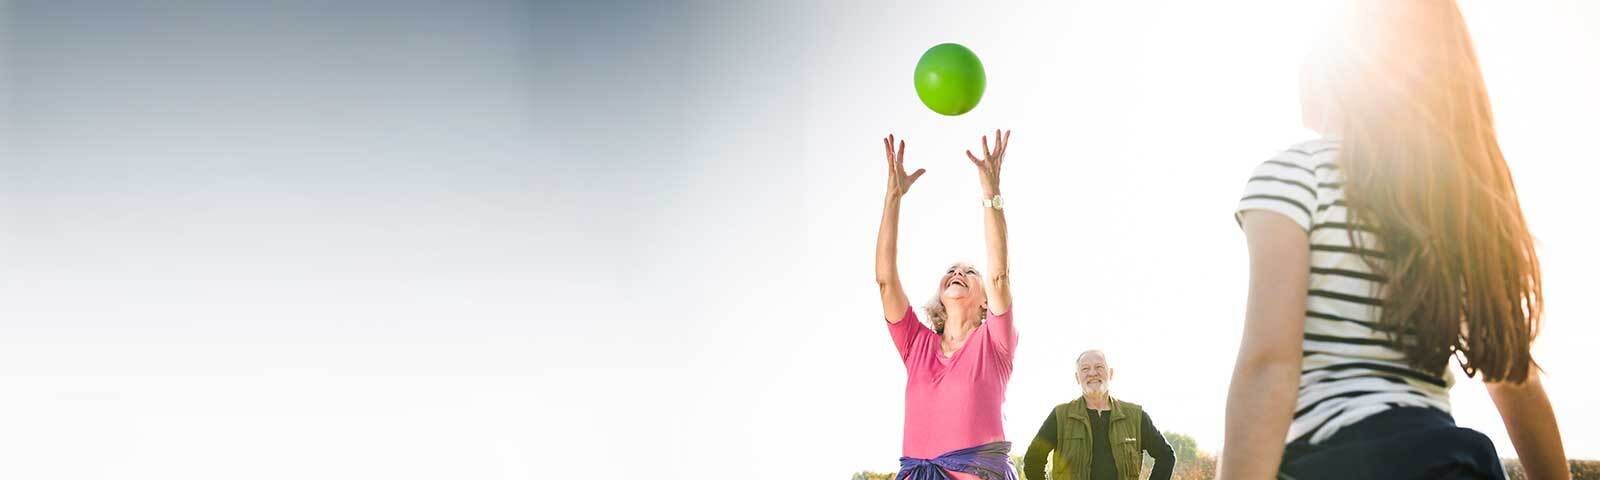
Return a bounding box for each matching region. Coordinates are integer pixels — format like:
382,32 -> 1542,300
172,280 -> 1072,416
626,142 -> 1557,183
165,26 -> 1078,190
876,134 -> 919,324
883,134 -> 925,200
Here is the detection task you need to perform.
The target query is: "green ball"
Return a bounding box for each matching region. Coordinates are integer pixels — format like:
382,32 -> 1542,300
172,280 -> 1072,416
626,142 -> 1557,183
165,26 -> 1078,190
913,43 -> 986,116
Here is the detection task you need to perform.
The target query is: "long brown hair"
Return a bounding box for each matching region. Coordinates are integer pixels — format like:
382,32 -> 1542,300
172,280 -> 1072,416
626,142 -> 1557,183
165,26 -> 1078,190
1309,0 -> 1541,382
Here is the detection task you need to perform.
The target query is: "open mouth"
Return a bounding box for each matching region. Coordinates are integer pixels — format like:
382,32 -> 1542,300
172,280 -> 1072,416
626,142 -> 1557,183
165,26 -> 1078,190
947,277 -> 968,289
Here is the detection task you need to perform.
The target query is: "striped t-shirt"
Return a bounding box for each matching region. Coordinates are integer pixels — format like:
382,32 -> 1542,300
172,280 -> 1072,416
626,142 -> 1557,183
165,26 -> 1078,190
1235,138 -> 1454,445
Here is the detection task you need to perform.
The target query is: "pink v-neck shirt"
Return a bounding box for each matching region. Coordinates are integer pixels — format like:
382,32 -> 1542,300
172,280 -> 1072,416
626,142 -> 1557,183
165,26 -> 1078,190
887,306 -> 1017,460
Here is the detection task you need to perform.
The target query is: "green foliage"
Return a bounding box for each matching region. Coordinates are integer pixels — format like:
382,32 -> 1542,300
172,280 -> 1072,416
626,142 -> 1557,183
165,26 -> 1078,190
1164,431 -> 1200,467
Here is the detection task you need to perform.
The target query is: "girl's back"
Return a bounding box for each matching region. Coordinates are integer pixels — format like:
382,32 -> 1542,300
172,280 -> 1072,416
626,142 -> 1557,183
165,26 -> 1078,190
1238,138 -> 1455,446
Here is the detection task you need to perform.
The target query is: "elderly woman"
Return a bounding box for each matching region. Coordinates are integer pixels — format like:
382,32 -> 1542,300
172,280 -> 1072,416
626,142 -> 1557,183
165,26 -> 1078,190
876,130 -> 1016,480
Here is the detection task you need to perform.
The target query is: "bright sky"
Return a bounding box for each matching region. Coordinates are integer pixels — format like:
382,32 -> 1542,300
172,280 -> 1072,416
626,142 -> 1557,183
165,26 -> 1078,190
1,1 -> 1597,479
795,0 -> 1600,475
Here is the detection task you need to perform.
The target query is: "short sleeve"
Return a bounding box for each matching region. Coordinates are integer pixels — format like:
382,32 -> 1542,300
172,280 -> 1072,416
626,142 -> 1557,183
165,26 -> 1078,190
1236,154 -> 1319,232
985,308 -> 1016,362
886,306 -> 933,364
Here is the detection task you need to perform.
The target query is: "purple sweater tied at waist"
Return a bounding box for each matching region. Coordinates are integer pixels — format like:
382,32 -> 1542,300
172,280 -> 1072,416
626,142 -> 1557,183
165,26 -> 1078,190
896,441 -> 1018,480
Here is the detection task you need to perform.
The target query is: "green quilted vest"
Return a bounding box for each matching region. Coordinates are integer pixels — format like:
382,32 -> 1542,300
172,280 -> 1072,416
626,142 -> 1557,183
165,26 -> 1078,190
1048,396 -> 1144,480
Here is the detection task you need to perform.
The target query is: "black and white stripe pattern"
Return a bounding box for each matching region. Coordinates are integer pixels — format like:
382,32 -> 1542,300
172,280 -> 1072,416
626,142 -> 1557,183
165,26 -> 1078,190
1236,139 -> 1453,445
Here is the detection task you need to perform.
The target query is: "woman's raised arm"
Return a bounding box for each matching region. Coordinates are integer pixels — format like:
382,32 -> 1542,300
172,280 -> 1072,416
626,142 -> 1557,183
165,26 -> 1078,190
965,129 -> 1011,315
876,135 -> 925,323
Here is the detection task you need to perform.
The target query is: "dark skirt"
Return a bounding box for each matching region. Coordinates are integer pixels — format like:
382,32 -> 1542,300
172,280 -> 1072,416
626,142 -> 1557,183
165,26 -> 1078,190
1278,407 -> 1505,480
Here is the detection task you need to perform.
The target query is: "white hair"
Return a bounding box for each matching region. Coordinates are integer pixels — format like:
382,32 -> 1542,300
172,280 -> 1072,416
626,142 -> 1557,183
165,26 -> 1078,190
924,294 -> 950,335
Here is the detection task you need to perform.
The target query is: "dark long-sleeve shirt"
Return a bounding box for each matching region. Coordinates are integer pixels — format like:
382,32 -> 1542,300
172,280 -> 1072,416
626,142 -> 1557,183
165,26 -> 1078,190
1023,407 -> 1174,480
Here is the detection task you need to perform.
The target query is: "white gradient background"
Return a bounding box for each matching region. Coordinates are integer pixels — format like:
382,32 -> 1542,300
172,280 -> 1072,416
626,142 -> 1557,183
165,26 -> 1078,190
1,1 -> 1596,479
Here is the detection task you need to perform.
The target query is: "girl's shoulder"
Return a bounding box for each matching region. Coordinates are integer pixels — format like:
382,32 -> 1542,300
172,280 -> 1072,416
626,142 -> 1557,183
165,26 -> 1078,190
1250,138 -> 1342,181
1273,138 -> 1341,166
1284,138 -> 1341,156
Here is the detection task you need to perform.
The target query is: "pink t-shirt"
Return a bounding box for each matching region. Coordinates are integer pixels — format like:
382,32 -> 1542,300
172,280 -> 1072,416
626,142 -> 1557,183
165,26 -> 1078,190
888,306 -> 1017,469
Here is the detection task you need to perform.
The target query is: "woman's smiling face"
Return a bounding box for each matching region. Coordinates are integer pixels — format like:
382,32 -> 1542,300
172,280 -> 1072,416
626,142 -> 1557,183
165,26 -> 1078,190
938,262 -> 985,310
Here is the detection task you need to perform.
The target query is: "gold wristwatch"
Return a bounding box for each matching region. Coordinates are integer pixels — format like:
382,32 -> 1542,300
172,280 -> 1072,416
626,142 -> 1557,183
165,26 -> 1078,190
982,194 -> 1003,210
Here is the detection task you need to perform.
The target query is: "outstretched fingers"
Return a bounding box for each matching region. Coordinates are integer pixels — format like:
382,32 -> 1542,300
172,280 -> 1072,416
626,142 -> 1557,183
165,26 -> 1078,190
997,130 -> 1011,164
883,135 -> 923,193
908,168 -> 926,186
889,136 -> 902,170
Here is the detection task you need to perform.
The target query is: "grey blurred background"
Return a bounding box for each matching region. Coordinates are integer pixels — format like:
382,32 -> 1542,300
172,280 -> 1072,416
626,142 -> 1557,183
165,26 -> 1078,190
2,1 -> 821,477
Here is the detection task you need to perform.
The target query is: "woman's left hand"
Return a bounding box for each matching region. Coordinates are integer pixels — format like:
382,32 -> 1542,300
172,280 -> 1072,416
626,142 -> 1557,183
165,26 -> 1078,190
966,129 -> 1010,196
